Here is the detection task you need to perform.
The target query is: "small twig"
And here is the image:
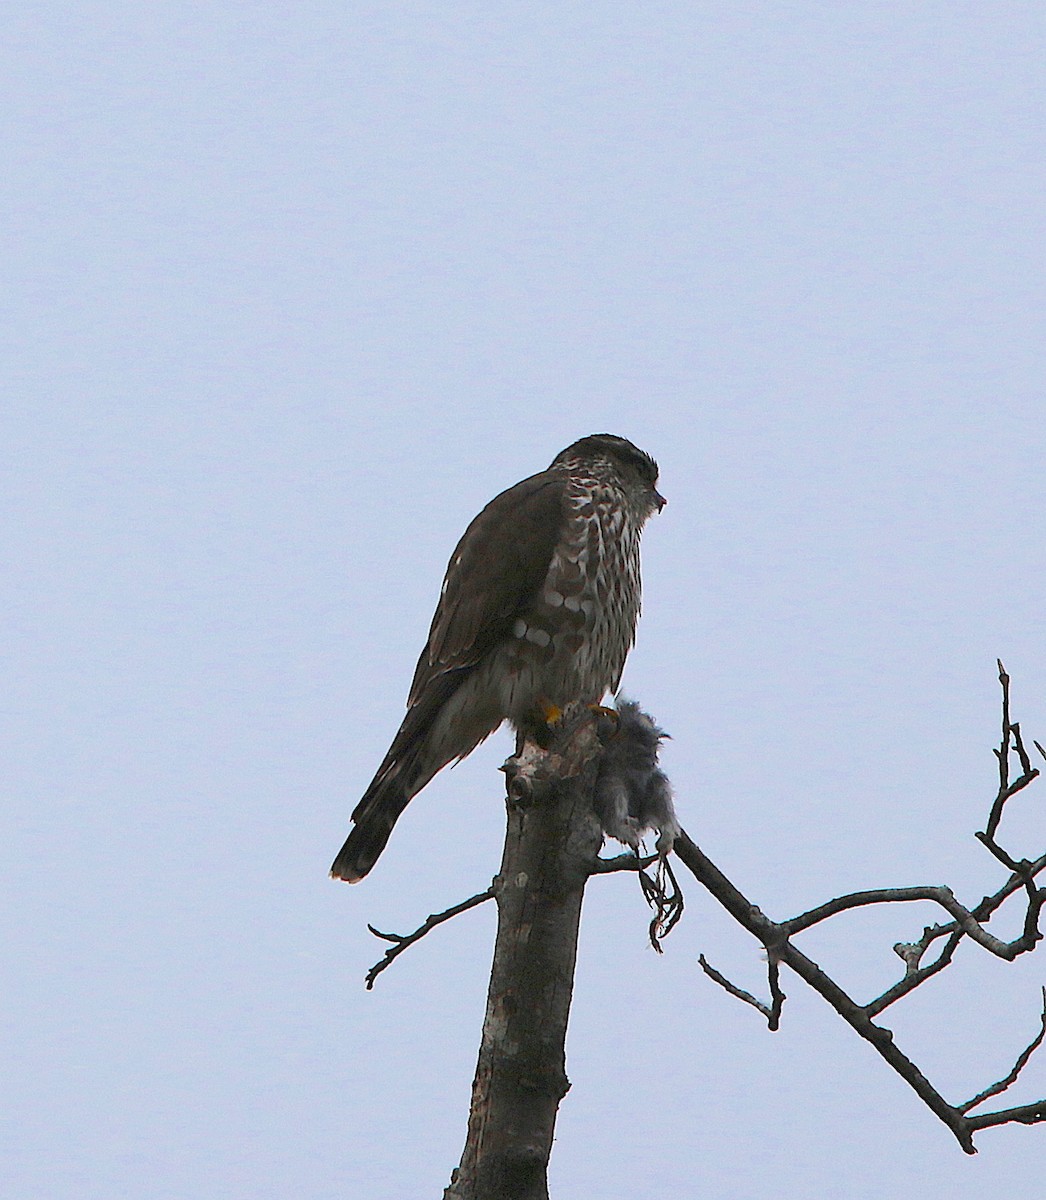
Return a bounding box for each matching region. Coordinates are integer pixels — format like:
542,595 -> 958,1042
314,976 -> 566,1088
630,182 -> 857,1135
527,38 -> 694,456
589,851 -> 659,875
983,661 -> 1040,841
766,957 -> 786,1031
964,1098 -> 1046,1132
698,954 -> 776,1024
974,834 -> 1023,872
365,887 -> 494,989
1012,722 -> 1035,779
960,988 -> 1046,1113
868,929 -> 965,1017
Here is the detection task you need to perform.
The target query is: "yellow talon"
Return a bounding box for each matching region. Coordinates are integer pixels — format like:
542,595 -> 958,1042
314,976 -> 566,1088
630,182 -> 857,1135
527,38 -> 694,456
590,703 -> 621,738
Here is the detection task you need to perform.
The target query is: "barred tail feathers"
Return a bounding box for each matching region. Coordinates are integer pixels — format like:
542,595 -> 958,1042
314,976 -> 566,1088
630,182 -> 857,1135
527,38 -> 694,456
330,671 -> 473,883
329,776 -> 411,883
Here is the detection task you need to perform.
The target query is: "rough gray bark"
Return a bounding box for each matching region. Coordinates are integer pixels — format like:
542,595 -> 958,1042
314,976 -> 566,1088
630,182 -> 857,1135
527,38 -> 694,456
444,713 -> 603,1200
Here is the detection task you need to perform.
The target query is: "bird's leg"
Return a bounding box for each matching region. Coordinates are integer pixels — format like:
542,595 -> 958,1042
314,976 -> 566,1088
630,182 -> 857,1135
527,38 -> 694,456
520,699 -> 565,750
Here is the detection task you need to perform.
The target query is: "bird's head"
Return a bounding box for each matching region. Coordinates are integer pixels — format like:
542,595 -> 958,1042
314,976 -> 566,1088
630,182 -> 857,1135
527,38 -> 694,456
552,434 -> 666,518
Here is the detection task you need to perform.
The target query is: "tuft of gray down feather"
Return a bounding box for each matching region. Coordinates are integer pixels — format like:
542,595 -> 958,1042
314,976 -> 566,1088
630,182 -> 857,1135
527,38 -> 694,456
593,699 -> 680,855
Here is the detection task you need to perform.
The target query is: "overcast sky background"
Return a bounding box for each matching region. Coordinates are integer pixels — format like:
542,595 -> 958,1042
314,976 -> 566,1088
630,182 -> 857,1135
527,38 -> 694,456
5,4 -> 1046,1197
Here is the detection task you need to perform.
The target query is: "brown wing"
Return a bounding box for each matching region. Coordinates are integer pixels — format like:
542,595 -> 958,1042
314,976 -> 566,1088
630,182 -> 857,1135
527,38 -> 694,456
407,469 -> 566,705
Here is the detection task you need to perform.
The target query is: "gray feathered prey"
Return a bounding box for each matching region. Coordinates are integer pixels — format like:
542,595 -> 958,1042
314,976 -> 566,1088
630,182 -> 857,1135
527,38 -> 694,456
593,700 -> 679,855
331,434 -> 665,883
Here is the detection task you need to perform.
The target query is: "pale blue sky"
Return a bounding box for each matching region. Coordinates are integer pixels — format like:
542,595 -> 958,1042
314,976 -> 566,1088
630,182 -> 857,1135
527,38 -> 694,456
4,5 -> 1046,1197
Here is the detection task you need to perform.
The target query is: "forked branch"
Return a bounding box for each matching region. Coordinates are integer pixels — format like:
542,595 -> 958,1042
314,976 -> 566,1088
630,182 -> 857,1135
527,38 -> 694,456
683,664 -> 1046,1154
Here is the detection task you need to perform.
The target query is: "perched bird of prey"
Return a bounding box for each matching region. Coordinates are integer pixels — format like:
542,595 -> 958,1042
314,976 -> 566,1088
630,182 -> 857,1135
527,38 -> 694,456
330,433 -> 665,883
593,699 -> 679,856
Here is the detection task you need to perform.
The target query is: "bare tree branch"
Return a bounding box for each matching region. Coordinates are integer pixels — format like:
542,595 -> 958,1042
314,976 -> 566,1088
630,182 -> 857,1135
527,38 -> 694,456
983,660 -> 1040,840
784,883 -> 1044,961
365,888 -> 494,990
673,829 -> 983,1153
869,851 -> 1046,1016
698,952 -> 786,1030
868,928 -> 965,1017
959,988 -> 1046,1114
675,664 -> 1046,1154
588,851 -> 659,874
965,1099 -> 1046,1132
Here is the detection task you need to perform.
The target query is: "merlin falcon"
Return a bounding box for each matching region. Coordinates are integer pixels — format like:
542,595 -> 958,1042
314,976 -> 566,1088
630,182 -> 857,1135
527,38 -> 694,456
331,433 -> 665,883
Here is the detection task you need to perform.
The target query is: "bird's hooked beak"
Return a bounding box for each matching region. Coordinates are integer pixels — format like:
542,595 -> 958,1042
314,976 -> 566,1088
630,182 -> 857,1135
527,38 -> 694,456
653,489 -> 667,513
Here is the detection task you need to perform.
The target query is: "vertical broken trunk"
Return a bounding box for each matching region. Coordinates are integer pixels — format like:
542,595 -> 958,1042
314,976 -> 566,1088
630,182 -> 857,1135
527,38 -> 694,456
445,715 -> 603,1200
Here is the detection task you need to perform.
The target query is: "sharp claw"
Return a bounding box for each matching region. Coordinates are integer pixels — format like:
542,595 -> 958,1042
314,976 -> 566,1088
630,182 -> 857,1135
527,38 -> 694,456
590,703 -> 620,738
